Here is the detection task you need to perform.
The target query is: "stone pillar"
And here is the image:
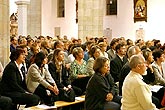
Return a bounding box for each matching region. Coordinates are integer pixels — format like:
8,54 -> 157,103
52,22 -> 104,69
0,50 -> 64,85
0,0 -> 10,66
78,0 -> 104,42
15,0 -> 30,36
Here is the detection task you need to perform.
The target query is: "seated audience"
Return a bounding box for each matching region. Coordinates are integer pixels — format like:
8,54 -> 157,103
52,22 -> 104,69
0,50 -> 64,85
85,57 -> 121,110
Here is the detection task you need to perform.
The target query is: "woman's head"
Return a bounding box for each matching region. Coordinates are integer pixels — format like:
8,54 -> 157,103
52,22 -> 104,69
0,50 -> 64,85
152,49 -> 164,62
72,47 -> 84,59
34,52 -> 47,68
10,48 -> 25,62
142,49 -> 153,63
52,48 -> 64,62
89,45 -> 102,59
93,57 -> 110,75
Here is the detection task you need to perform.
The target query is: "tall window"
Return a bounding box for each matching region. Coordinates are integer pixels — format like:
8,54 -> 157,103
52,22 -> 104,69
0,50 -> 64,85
57,0 -> 65,17
106,0 -> 117,15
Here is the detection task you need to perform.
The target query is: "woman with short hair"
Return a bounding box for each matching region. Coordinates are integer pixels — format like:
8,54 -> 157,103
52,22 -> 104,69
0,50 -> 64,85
0,48 -> 40,108
70,47 -> 90,95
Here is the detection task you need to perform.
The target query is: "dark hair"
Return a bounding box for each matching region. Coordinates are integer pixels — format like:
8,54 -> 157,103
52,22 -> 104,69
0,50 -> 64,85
115,42 -> 125,53
152,49 -> 163,61
142,49 -> 151,60
16,44 -> 27,49
34,52 -> 46,68
89,45 -> 100,59
93,57 -> 109,73
10,36 -> 16,42
110,38 -> 118,47
10,48 -> 25,61
54,40 -> 62,49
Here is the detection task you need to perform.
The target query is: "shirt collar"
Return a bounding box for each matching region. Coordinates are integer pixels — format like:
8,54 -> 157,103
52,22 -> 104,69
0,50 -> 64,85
131,70 -> 143,80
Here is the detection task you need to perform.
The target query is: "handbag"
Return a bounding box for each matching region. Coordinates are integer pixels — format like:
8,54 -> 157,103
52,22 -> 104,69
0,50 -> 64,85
59,88 -> 75,102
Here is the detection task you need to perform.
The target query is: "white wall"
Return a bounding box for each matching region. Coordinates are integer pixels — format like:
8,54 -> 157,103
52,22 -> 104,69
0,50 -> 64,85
41,0 -> 53,36
41,0 -> 78,39
103,0 -> 165,44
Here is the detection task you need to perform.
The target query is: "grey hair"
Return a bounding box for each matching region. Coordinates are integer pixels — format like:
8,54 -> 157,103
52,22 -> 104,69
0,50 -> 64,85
129,54 -> 144,69
127,46 -> 137,58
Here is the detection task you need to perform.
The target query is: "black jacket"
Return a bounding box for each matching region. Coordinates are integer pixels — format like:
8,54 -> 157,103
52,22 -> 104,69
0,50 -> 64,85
85,72 -> 119,110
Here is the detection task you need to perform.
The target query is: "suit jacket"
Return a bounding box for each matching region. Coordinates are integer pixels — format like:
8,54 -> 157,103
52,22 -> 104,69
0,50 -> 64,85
110,54 -> 128,82
119,61 -> 131,95
48,61 -> 70,88
152,61 -> 165,86
0,61 -> 26,94
26,64 -> 55,93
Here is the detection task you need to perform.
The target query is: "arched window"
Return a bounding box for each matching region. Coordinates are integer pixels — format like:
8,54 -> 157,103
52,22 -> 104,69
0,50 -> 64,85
106,0 -> 117,15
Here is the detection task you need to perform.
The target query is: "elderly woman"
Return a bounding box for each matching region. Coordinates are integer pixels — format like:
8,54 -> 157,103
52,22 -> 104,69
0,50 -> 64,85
86,45 -> 102,76
27,52 -> 59,106
70,47 -> 90,95
0,48 -> 40,108
85,57 -> 121,110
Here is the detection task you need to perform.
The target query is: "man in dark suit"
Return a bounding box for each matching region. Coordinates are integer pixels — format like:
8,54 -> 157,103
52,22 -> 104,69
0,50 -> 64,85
0,48 -> 40,108
110,42 -> 128,82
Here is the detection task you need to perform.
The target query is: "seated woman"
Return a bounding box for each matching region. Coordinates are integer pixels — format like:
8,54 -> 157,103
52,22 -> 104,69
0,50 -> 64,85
0,48 -> 40,108
85,57 -> 121,110
48,48 -> 75,101
27,52 -> 59,106
152,49 -> 165,86
70,47 -> 90,95
86,45 -> 102,76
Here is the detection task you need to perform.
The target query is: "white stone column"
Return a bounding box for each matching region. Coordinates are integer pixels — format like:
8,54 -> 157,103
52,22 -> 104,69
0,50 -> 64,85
0,0 -> 10,66
15,0 -> 30,36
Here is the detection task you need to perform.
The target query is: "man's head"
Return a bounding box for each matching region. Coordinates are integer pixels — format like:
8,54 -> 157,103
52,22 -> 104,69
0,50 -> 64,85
115,42 -> 126,56
130,54 -> 147,75
127,45 -> 141,59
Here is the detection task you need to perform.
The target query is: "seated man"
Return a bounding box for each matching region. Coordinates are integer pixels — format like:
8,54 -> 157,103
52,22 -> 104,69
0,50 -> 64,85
121,54 -> 158,110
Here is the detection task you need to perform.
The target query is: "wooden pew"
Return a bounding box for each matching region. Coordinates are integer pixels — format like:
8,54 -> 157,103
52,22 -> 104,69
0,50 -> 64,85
23,95 -> 85,110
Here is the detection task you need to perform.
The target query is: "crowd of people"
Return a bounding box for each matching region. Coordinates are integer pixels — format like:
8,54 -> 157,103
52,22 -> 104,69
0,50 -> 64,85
0,34 -> 165,110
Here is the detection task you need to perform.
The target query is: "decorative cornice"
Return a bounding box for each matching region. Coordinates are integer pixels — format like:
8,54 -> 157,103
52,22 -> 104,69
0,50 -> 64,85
15,1 -> 30,5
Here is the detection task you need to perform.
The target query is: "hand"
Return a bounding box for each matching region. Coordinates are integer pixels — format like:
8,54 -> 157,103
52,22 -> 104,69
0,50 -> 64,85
48,85 -> 59,95
53,85 -> 59,95
67,85 -> 72,89
106,93 -> 113,101
63,87 -> 69,91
